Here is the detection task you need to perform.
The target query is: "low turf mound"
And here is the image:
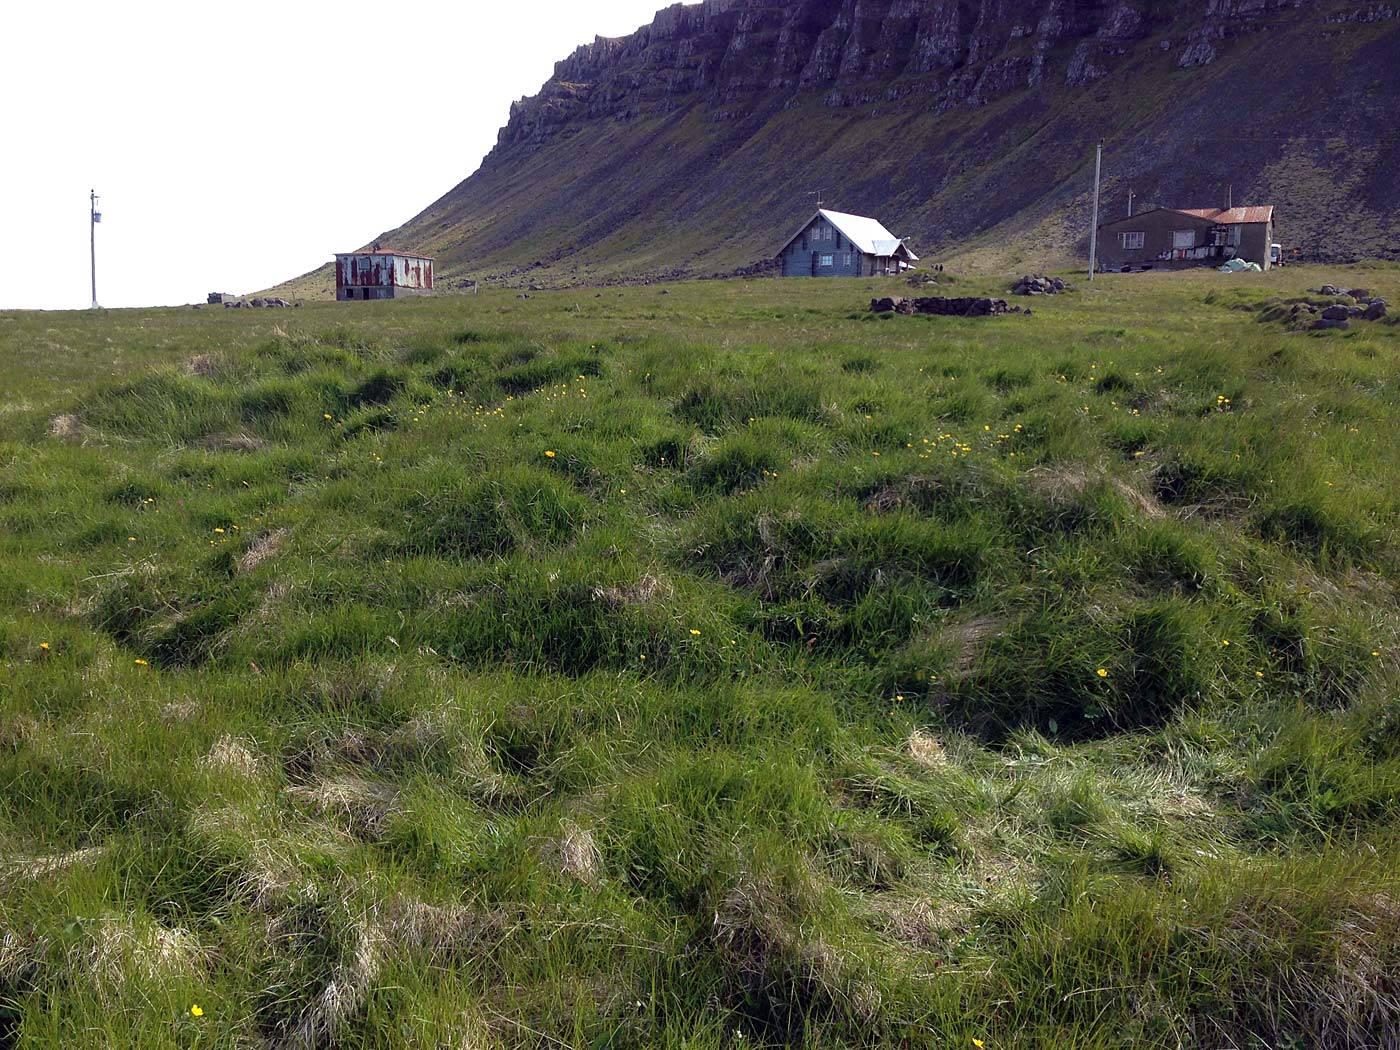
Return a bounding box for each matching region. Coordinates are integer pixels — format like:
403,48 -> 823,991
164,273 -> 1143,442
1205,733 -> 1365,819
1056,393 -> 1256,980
2,267 -> 1399,1048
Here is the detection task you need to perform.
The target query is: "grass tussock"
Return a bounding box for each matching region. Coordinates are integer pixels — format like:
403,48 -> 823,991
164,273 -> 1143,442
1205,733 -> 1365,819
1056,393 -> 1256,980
3,268 -> 1400,1047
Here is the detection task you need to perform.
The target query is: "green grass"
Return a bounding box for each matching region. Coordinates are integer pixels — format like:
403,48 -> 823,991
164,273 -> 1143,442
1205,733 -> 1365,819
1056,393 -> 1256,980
2,268 -> 1399,1048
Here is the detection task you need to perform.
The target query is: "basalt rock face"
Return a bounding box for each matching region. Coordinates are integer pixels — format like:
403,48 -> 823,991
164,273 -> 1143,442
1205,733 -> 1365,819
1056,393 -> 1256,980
494,0 -> 1310,147
348,0 -> 1400,288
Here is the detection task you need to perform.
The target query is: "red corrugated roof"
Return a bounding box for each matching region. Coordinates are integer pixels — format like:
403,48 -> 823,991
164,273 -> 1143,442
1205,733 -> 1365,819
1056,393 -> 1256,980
1177,206 -> 1274,225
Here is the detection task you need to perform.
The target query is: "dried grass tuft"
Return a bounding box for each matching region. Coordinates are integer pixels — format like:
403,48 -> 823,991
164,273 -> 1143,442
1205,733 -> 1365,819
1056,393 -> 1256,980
73,917 -> 207,1007
543,821 -> 603,884
283,776 -> 400,839
1027,465 -> 1165,521
285,898 -> 510,1049
238,528 -> 290,573
198,432 -> 267,453
184,353 -> 223,378
200,735 -> 265,778
907,729 -> 948,768
592,573 -> 672,610
47,413 -> 86,439
712,868 -> 883,1030
0,846 -> 107,891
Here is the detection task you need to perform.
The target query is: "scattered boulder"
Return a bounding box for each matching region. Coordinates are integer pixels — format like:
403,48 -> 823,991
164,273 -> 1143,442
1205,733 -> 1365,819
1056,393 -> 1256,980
1318,284 -> 1339,296
1012,274 -> 1069,296
1364,299 -> 1388,320
1312,318 -> 1351,331
219,297 -> 291,309
1321,305 -> 1352,321
870,296 -> 1018,317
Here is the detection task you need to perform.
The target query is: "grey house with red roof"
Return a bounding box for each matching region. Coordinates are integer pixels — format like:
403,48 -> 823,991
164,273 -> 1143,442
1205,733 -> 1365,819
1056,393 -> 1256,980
1097,205 -> 1277,271
777,209 -> 919,277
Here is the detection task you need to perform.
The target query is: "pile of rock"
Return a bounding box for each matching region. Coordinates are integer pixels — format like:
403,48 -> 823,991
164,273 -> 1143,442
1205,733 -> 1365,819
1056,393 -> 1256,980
870,296 -> 1021,317
1012,274 -> 1069,296
1299,287 -> 1389,330
225,297 -> 295,309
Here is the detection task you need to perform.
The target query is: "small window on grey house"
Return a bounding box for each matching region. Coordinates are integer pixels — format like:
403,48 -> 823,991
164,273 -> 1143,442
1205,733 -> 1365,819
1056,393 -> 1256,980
820,254 -> 834,267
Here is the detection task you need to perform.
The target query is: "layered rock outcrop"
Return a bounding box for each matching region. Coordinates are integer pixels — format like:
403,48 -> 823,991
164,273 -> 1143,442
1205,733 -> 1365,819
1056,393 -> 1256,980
495,0 -> 1324,149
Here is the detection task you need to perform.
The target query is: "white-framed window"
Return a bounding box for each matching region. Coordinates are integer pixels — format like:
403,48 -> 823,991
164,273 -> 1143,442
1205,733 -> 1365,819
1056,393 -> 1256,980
1229,225 -> 1242,246
844,252 -> 852,267
819,254 -> 834,267
1119,232 -> 1145,250
1172,230 -> 1196,249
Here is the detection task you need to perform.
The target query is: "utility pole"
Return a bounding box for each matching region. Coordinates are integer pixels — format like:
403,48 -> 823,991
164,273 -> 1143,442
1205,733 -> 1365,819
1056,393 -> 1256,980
90,189 -> 102,309
1088,141 -> 1103,281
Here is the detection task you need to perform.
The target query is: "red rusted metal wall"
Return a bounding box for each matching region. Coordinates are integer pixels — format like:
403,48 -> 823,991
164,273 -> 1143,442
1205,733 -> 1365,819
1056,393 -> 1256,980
334,252 -> 434,296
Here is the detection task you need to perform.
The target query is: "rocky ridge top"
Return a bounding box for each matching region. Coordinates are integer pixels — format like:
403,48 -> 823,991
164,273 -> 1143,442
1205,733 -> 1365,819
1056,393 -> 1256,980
496,0 -> 1329,150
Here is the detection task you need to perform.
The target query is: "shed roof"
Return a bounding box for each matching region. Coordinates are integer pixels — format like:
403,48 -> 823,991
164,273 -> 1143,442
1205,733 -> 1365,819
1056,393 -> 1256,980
1177,206 -> 1275,225
778,209 -> 919,260
337,249 -> 434,259
1101,205 -> 1275,230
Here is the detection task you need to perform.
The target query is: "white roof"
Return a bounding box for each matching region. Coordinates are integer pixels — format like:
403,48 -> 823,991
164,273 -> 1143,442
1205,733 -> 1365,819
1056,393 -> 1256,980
778,209 -> 918,260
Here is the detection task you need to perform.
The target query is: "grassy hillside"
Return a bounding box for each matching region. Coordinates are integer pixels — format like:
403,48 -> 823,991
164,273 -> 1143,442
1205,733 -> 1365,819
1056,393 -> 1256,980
3,267 -> 1400,1048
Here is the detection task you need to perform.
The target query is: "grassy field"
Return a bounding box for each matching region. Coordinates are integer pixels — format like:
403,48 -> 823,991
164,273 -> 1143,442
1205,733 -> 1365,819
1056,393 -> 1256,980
2,267 -> 1399,1049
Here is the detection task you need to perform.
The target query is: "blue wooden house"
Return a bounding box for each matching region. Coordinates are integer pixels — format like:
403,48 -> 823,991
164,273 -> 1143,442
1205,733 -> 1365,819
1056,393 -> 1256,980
777,209 -> 918,278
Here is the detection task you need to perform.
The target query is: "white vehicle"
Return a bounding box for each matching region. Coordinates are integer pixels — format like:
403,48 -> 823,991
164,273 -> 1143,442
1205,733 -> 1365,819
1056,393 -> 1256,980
1270,243 -> 1284,267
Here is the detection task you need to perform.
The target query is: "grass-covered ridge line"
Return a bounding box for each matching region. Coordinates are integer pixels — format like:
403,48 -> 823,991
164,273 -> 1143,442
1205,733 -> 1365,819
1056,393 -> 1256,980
2,269 -> 1399,1048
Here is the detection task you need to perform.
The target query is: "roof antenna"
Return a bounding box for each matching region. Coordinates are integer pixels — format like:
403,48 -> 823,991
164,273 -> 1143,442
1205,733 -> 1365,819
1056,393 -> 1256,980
807,189 -> 824,210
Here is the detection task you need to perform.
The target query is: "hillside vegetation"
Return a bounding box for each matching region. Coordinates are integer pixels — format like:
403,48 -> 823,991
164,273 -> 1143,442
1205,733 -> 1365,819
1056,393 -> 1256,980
269,0 -> 1400,297
3,267 -> 1400,1048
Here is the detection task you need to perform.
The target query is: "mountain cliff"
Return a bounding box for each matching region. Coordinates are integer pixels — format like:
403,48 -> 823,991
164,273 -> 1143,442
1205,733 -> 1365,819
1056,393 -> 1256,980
300,0 -> 1400,290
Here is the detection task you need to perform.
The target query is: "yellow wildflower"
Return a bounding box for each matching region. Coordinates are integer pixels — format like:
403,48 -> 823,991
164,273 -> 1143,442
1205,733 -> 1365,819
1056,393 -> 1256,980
39,642 -> 50,650
134,658 -> 148,666
545,450 -> 556,458
689,629 -> 701,636
213,527 -> 225,534
1096,668 -> 1109,678
190,1004 -> 204,1017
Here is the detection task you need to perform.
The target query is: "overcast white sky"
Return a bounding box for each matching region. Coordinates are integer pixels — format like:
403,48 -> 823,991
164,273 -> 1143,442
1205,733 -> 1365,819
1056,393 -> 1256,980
1,0 -> 671,310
